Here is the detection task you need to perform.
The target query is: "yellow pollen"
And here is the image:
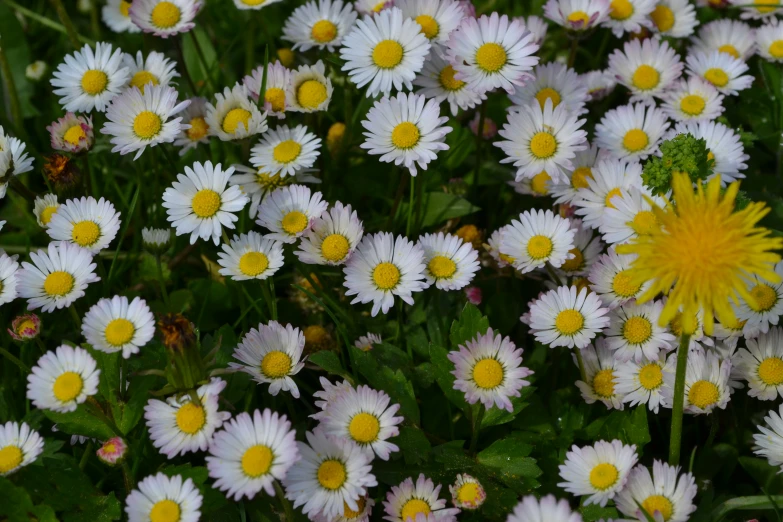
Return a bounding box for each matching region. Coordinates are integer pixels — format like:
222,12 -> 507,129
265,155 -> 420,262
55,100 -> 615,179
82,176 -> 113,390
344,498 -> 367,519
623,316 -> 653,344
535,87 -> 561,109
391,122 -> 420,149
531,171 -> 551,195
149,499 -> 180,522
373,262 -> 401,290
44,271 -> 74,297
592,369 -> 615,397
133,111 -> 162,139
297,80 -> 328,109
81,69 -> 108,95
759,357 -> 783,386
689,380 -> 719,409
72,220 -> 101,246
372,40 -> 404,69
704,68 -> 729,88
311,19 -> 338,43
472,358 -> 504,389
631,210 -> 658,235
40,205 -> 59,225
612,269 -> 641,297
348,412 -> 381,443
191,189 -> 221,218
718,44 -> 740,59
642,495 -> 673,521
150,1 -> 181,29
105,318 -> 135,346
632,64 -> 660,91
372,0 -> 385,11
561,248 -> 584,272
680,94 -> 706,116
261,351 -> 292,378
650,5 -> 675,32
750,284 -> 778,312
401,499 -> 431,520
273,140 -> 302,164
572,167 -> 594,189
639,363 -> 663,390
475,42 -> 507,73
119,0 -> 131,17
438,65 -> 465,91
567,10 -> 591,27
623,129 -> 649,152
130,71 -> 159,93
277,48 -> 295,67
0,446 -> 22,474
186,116 -> 209,141
222,108 -> 252,134
610,0 -> 634,19
415,14 -> 439,39
755,0 -> 779,13
555,309 -> 584,335
589,462 -> 619,490
527,234 -> 553,260
428,255 -> 457,279
63,125 -> 86,146
457,482 -> 481,504
770,41 -> 783,59
321,234 -> 350,262
265,88 -> 286,112
176,402 -> 206,434
281,210 -> 308,234
605,187 -> 623,209
317,460 -> 347,490
530,132 -> 557,159
241,445 -> 273,477
53,371 -> 83,402
239,252 -> 269,276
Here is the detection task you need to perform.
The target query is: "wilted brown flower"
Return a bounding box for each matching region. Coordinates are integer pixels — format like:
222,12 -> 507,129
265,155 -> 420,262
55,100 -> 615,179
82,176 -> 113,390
158,313 -> 195,352
43,153 -> 80,189
303,324 -> 335,355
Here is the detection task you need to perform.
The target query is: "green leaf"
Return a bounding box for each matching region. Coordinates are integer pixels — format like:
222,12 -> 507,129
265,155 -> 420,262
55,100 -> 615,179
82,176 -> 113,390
116,376 -> 156,435
0,477 -> 57,522
0,4 -> 38,118
428,343 -> 468,411
396,426 -> 432,466
89,348 -> 121,405
739,456 -> 783,492
43,404 -> 116,440
449,303 -> 489,349
351,347 -> 420,424
61,492 -> 121,522
404,192 -> 480,228
481,387 -> 535,428
309,351 -> 347,377
580,504 -> 620,522
477,435 -> 543,482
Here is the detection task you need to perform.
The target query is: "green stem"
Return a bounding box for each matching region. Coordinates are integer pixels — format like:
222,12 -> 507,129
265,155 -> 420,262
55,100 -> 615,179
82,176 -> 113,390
121,461 -> 135,492
79,441 -> 93,470
273,480 -> 295,521
669,333 -> 691,465
0,39 -> 22,128
68,304 -> 82,329
49,0 -> 82,49
268,278 -> 278,321
89,0 -> 101,40
544,262 -> 564,287
2,0 -> 94,45
155,255 -> 171,309
574,347 -> 587,384
469,403 -> 485,456
568,38 -> 579,69
34,337 -> 48,354
0,347 -> 29,372
472,102 -> 487,197
9,177 -> 36,203
406,175 -> 415,237
190,31 -> 215,93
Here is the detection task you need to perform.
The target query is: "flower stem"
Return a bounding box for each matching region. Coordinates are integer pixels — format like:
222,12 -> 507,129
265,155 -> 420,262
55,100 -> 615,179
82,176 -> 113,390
2,0 -> 94,45
469,403 -> 485,456
156,255 -> 171,309
273,479 -> 295,521
574,347 -> 587,383
121,461 -> 135,492
0,38 -> 22,128
406,175 -> 415,237
68,304 -> 82,329
472,102 -> 487,197
0,347 -> 29,373
669,333 -> 691,465
48,0 -> 82,50
79,441 -> 93,470
568,38 -> 579,68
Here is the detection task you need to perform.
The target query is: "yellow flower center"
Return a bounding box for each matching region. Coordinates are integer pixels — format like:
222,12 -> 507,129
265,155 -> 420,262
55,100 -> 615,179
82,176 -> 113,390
530,132 -> 557,159
439,65 -> 465,91
704,68 -> 729,88
642,495 -> 673,521
770,41 -> 783,59
623,129 -> 649,152
175,402 -> 206,434
222,108 -> 252,134
241,0 -> 267,5
321,234 -> 350,262
349,412 -> 381,443
265,88 -> 286,112
63,125 -> 86,146
631,210 -> 658,235
273,140 -> 302,164
689,380 -> 720,408
475,42 -> 507,73
589,462 -> 619,490
605,187 -> 623,209
457,482 -> 481,504
612,269 -> 641,297
44,271 -> 74,296
150,499 -> 181,522
718,44 -> 740,59
391,122 -> 420,149
241,445 -> 273,477
311,19 -> 337,43
304,325 -> 329,348
750,283 -> 778,312
530,170 -> 551,195
755,0 -> 779,13
632,64 -> 660,91
639,363 -> 663,390
297,80 -> 328,109
401,499 -> 431,520
317,459 -> 347,490
119,0 -> 131,17
53,371 -> 83,402
344,498 -> 366,519
277,48 -> 295,67
372,0 -> 386,11
415,14 -> 439,39
472,358 -> 504,389
186,116 -> 209,141
0,446 -> 22,474
261,350 -> 292,378
40,205 -> 59,225
650,5 -> 675,32
150,1 -> 181,29
191,189 -> 221,218
72,220 -> 101,246
256,171 -> 285,190
572,167 -> 594,189
372,40 -> 404,69
16,319 -> 37,334
81,69 -> 108,95
105,318 -> 135,346
555,309 -> 584,335
567,10 -> 591,27
373,262 -> 400,290
130,71 -> 159,93
239,252 -> 269,276
759,357 -> 783,385
561,247 -> 584,272
610,0 -> 634,20
527,234 -> 553,260
133,110 -> 162,139
281,210 -> 308,234
680,94 -> 706,116
623,316 -> 653,344
592,369 -> 615,397
535,87 -> 561,109
428,255 -> 457,279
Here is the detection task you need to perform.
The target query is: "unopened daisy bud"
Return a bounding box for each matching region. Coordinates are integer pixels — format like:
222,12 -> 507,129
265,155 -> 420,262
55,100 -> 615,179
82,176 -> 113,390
96,437 -> 128,466
43,154 -> 81,191
277,47 -> 296,68
455,224 -> 482,249
304,325 -> 335,354
327,122 -> 346,155
142,227 -> 171,253
25,61 -> 47,81
354,332 -> 382,352
47,113 -> 94,154
8,313 -> 42,341
464,286 -> 482,305
76,0 -> 91,13
449,474 -> 486,510
469,112 -> 496,139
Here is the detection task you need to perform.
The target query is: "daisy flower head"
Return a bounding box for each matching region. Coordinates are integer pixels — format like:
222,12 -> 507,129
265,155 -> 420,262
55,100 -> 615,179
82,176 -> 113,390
129,0 -> 202,38
663,348 -> 731,414
250,125 -> 322,178
355,333 -> 382,352
27,344 -> 100,413
734,327 -> 783,400
361,92 -> 451,176
753,403 -> 783,470
312,377 -> 355,420
509,61 -> 589,116
602,0 -> 655,36
125,472 -> 202,522
449,474 -> 485,510
17,241 -> 99,312
0,422 -> 44,477
594,102 -> 669,162
284,429 -> 377,520
608,38 -> 683,103
0,253 -> 19,306
506,494 -> 582,522
649,0 -> 697,37
282,0 -> 358,52
0,127 -> 34,179
447,327 -> 534,412
51,42 -> 129,113
340,7 -> 431,98
556,218 -> 603,278
615,461 -> 697,522
256,184 -> 328,243
523,15 -> 549,46
34,193 -> 60,227
575,340 -> 625,410
605,300 -> 676,362
730,0 -> 783,20
9,314 -> 42,342
162,161 -> 249,245
572,157 -> 643,231
550,142 -> 602,205
600,185 -> 666,246
589,249 -> 649,309
244,61 -> 290,118
558,439 -> 639,507
206,408 -> 299,500
46,196 -> 121,253
217,231 -> 285,281
735,261 -> 783,334
142,227 -> 171,252
413,52 -> 486,117
96,437 -> 128,466
82,295 -> 156,358
102,0 -> 141,33
757,21 -> 783,62
396,0 -> 465,47
666,120 -> 748,184
230,321 -> 306,398
499,209 -> 576,274
528,285 -> 611,349
691,19 -> 756,62
616,353 -> 674,413
233,0 -> 283,9
287,60 -> 334,113
508,170 -> 554,198
205,84 -> 268,141
685,50 -> 753,96
144,378 -> 231,457
661,76 -> 724,122
544,0 -> 611,33
582,69 -> 617,101
296,202 -> 364,266
229,165 -> 319,219
383,473 -> 460,522
123,50 -> 179,93
173,96 -> 210,155
313,496 -> 375,522
355,0 -> 393,15
446,12 -> 539,96
418,232 -> 479,291
47,112 -> 94,153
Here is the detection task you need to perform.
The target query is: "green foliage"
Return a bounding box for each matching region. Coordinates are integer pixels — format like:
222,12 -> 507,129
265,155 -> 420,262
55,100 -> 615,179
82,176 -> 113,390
642,133 -> 713,195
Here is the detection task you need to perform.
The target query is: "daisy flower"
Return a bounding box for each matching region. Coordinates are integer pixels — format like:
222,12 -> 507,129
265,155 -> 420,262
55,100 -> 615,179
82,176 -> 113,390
17,242 -> 99,312
757,21 -> 783,62
616,354 -> 674,413
0,422 -> 44,477
144,378 -> 231,457
666,120 -> 748,184
449,474 -> 486,510
230,321 -> 306,398
582,69 -> 617,101
0,130 -> 33,190
205,84 -> 268,141
142,227 -> 171,251
734,327 -> 783,400
173,96 -> 210,155
296,202 -> 364,266
340,7 -> 431,98
448,327 -> 534,412
418,232 -> 479,291
360,92 -> 451,176
312,377 -> 355,420
550,143 -> 602,205
544,0 -> 611,32
572,158 -> 644,231
250,125 -> 322,178
602,0 -> 655,36
102,0 -> 141,33
284,429 -> 377,520
383,474 -> 460,522
558,439 -> 639,507
233,0 -> 283,9
506,495 -> 582,522
355,333 -> 382,351
691,19 -> 756,61
594,103 -> 669,162
256,184 -> 328,243
129,0 -> 201,38
287,61 -> 334,113
82,296 -> 156,358
123,50 -> 179,93
509,62 -> 589,116
413,53 -> 485,116
244,61 -> 290,118
355,0 -> 393,15
661,77 -> 724,122
600,186 -> 665,246
47,112 -> 94,153
528,285 -> 610,349
343,232 -> 427,316
0,253 -> 19,306
608,38 -> 683,103
27,345 -> 100,413
685,50 -> 753,96
206,408 -> 299,500
730,0 -> 783,20
753,403 -> 783,470
229,165 -> 319,219
589,248 -> 651,309
46,196 -> 121,253
649,0 -> 697,37
606,300 -> 675,362
313,496 -> 375,522
96,437 -> 128,465
446,12 -> 539,95
663,349 -> 731,415
735,262 -> 783,335
576,340 -> 625,410
51,42 -> 129,112
556,218 -> 603,278
162,161 -> 249,245
524,15 -> 549,46
499,209 -> 576,274
217,231 -> 284,281
283,0 -> 358,51
615,461 -> 697,522
509,171 -> 554,198
125,473 -> 202,522
396,0 -> 465,47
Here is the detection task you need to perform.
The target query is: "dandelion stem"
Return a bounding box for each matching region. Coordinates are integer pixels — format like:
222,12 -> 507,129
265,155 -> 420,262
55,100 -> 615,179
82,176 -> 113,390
469,403 -> 485,456
669,333 -> 691,465
49,0 -> 83,50
274,480 -> 295,521
574,347 -> 587,383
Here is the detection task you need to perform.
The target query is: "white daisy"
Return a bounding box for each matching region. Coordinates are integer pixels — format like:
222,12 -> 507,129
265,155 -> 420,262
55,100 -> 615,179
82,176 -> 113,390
343,232 -> 427,316
51,42 -> 130,113
602,0 -> 655,36
413,52 -> 485,117
449,474 -> 486,510
206,408 -> 299,500
46,196 -> 122,253
27,344 -> 100,413
396,0 -> 465,47
313,496 -> 375,522
572,158 -> 644,231
284,429 -> 377,520
47,112 -> 94,153
589,248 -> 651,309
142,227 -> 171,251
82,295 -> 156,358
753,403 -> 783,470
287,60 -> 334,113
446,12 -> 539,95
340,7 -> 431,98
296,202 -> 364,266
233,0 -> 283,9
256,184 -> 328,243
608,37 -> 683,103
509,62 -> 589,116
123,50 -> 179,93
691,19 -> 756,61
217,231 -> 284,281
615,461 -> 697,522
729,0 -> 783,20
661,76 -> 724,122
556,218 -> 603,278
734,327 -> 783,400
355,0 -> 393,15
312,377 -> 355,420
575,340 -> 625,410
250,125 -> 322,178
125,472 -> 202,522
130,0 -> 201,38
600,185 -> 665,246
521,16 -> 548,48
162,161 -> 249,245
229,165 -> 320,219
486,226 -> 516,269
666,120 -> 748,184
144,378 -> 231,458
355,333 -> 383,352
685,50 -> 753,96
605,300 -> 676,362
0,253 -> 19,306
418,232 -> 479,291
173,96 -> 210,155
17,241 -> 99,312
230,321 -> 306,398
649,0 -> 697,37
544,0 -> 611,32
582,69 -> 617,101
594,102 -> 669,162
713,315 -> 755,351
757,21 -> 783,62
506,495 -> 582,522
663,348 -> 731,415
508,170 -> 554,198
0,422 -> 44,477
0,128 -> 33,180
205,84 -> 268,141
102,0 -> 141,33
735,261 -> 783,331
616,353 -> 674,413
550,143 -> 603,205
244,61 -> 291,118
529,285 -> 610,349
283,0 -> 358,51
382,474 -> 460,522
558,439 -> 639,507
499,209 -> 576,274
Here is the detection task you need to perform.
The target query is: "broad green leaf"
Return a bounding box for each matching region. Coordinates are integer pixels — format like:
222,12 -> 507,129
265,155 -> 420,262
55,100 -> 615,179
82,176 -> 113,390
477,436 -> 542,480
449,303 -> 489,349
351,347 -> 420,424
309,351 -> 347,377
61,492 -> 121,522
580,504 -> 620,522
406,192 -> 480,228
428,344 -> 468,411
0,477 -> 57,522
481,387 -> 535,429
396,426 -> 431,466
116,376 -> 156,435
43,404 -> 117,440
